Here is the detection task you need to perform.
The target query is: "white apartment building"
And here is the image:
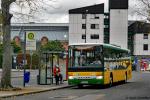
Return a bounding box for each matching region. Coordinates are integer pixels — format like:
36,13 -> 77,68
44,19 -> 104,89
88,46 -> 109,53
129,21 -> 150,57
69,0 -> 129,50
134,33 -> 150,56
69,4 -> 104,45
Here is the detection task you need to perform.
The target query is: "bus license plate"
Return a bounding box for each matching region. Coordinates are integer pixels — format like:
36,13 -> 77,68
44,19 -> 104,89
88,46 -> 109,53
81,81 -> 88,84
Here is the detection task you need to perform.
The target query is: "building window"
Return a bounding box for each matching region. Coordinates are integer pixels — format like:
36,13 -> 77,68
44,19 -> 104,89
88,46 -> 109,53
82,34 -> 86,39
95,15 -> 99,19
90,14 -> 99,19
104,28 -> 109,33
143,34 -> 148,39
94,14 -> 99,19
143,44 -> 148,51
82,14 -> 86,19
91,34 -> 99,39
104,15 -> 109,19
91,24 -> 99,29
104,25 -> 109,28
82,24 -> 86,29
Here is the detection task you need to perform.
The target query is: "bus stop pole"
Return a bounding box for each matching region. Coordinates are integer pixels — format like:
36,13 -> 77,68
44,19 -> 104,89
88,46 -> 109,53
23,32 -> 26,87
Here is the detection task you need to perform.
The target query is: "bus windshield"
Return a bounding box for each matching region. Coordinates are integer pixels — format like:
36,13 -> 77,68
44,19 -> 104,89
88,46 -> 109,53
68,45 -> 103,68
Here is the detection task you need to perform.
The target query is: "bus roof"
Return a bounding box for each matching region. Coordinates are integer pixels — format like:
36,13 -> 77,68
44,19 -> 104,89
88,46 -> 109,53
69,43 -> 130,52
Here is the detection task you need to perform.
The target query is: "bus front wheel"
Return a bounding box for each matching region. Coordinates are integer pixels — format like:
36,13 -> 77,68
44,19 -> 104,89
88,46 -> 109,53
124,72 -> 127,83
78,84 -> 83,88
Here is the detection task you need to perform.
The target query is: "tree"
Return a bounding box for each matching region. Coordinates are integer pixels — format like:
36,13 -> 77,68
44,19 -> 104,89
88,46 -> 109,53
32,53 -> 39,69
41,40 -> 65,52
131,0 -> 150,22
0,0 -> 14,89
0,0 -> 57,89
0,44 -> 3,69
11,41 -> 22,53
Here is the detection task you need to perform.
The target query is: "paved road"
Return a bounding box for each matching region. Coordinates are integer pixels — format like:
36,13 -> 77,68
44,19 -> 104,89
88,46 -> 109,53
2,71 -> 150,100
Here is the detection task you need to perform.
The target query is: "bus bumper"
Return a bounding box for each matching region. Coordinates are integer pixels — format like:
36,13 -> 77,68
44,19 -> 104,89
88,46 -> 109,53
68,79 -> 104,85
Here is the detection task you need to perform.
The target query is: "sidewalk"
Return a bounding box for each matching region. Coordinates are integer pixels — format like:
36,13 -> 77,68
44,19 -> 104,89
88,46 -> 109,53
0,69 -> 36,72
0,69 -> 37,79
0,81 -> 73,98
141,71 -> 150,73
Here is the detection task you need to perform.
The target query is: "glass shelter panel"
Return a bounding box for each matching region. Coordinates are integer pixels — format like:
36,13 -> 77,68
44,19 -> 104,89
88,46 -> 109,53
39,54 -> 47,84
39,53 -> 52,85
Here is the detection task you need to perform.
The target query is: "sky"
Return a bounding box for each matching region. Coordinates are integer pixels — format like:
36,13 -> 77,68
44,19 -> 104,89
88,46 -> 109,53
9,0 -> 107,23
9,0 -> 138,23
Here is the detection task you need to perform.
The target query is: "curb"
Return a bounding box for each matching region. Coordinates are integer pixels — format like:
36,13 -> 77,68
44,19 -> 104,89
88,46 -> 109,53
0,85 -> 74,98
11,75 -> 36,78
11,76 -> 23,78
0,76 -> 23,79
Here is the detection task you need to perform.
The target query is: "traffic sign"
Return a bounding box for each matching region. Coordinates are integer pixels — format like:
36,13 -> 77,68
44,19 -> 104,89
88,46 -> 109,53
26,32 -> 36,50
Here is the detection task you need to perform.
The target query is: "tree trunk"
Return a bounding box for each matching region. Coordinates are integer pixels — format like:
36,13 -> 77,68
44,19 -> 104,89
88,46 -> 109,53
0,0 -> 15,89
1,25 -> 12,88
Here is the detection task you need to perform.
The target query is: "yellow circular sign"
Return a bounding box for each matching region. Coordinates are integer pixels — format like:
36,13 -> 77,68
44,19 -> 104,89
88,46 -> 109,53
28,33 -> 34,40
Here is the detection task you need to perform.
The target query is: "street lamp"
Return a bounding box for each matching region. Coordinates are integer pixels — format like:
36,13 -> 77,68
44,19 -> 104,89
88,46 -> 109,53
85,9 -> 88,43
64,34 -> 67,42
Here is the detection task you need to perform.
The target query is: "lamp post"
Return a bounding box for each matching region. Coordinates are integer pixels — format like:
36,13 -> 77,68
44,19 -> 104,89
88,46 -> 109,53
85,9 -> 88,43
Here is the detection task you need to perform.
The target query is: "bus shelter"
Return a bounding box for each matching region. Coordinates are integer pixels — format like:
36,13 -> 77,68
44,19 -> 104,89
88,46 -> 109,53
38,51 -> 63,85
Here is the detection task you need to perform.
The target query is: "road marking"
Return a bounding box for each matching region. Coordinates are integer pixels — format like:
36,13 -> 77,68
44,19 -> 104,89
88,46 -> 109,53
49,96 -> 77,99
73,94 -> 105,100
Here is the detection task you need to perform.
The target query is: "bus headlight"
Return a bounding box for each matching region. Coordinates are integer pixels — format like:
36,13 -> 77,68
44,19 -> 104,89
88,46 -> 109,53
69,76 -> 74,79
96,76 -> 103,79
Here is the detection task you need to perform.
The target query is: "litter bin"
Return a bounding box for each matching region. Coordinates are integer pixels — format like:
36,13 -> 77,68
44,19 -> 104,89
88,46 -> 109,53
24,71 -> 30,83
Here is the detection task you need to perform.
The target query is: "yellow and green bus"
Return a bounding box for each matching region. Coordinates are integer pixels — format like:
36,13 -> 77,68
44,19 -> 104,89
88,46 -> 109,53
68,43 -> 132,88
